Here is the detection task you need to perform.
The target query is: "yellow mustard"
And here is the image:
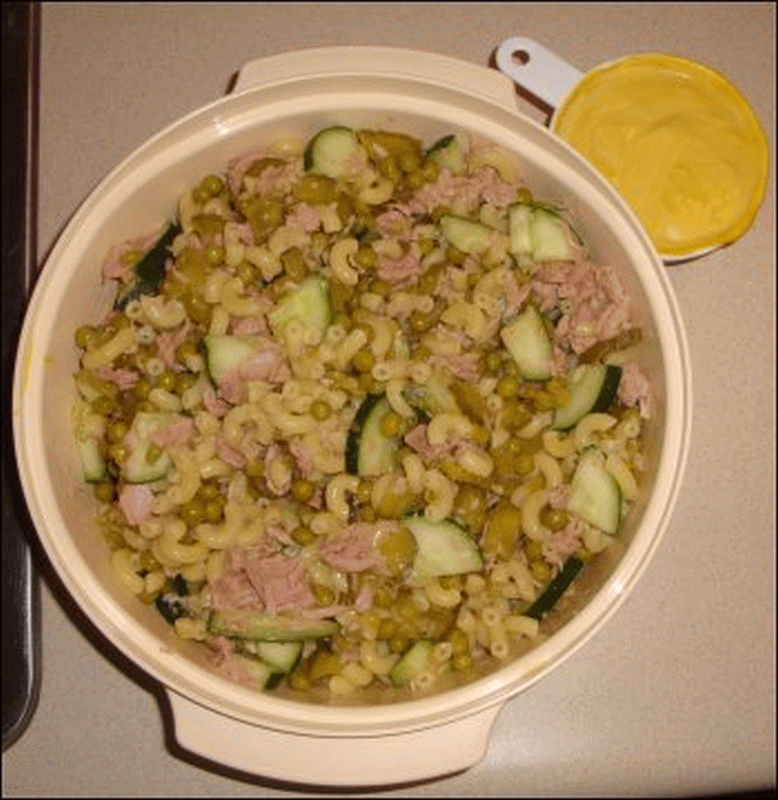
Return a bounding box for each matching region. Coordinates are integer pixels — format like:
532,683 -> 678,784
553,54 -> 768,258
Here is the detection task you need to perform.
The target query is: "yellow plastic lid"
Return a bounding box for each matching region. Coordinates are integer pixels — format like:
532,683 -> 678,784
553,54 -> 769,260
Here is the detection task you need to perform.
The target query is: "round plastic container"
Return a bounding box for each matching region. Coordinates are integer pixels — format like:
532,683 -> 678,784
12,46 -> 692,786
496,37 -> 769,263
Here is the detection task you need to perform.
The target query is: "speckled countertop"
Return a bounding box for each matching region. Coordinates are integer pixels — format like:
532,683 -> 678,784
3,2 -> 775,796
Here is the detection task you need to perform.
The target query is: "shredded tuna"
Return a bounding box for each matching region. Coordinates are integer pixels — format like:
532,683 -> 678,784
377,242 -> 422,286
118,484 -> 155,526
318,523 -> 384,572
617,362 -> 654,419
286,203 -> 321,232
429,352 -> 481,381
202,384 -> 229,417
95,365 -> 140,390
547,483 -> 571,510
149,416 -> 194,448
101,228 -> 164,283
288,439 -> 314,479
207,571 -> 261,610
156,321 -> 191,371
541,518 -> 584,573
215,434 -> 247,468
244,553 -> 315,615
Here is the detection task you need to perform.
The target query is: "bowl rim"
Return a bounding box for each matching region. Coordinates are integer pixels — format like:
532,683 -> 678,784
12,66 -> 692,736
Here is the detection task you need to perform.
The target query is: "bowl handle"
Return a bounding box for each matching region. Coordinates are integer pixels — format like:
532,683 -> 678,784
231,45 -> 518,107
166,689 -> 503,786
495,37 -> 583,110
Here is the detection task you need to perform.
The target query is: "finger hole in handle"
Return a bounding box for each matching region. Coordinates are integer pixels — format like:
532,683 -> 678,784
495,37 -> 584,111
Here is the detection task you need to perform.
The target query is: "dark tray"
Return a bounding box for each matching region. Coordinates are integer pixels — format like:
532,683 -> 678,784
2,0 -> 41,751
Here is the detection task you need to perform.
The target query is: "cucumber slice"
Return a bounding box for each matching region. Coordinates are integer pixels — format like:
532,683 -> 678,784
523,556 -> 585,621
405,515 -> 484,577
500,305 -> 553,381
439,214 -> 494,255
552,364 -> 622,431
114,222 -> 180,311
203,334 -> 260,387
255,640 -> 303,674
75,435 -> 107,483
267,275 -> 331,339
508,203 -> 572,262
303,126 -> 363,179
233,653 -> 276,689
568,454 -> 621,534
208,609 -> 339,642
345,394 -> 399,476
426,134 -> 466,175
121,412 -> 173,484
389,639 -> 434,687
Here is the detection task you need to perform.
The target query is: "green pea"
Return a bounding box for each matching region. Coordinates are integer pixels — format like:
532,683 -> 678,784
174,372 -> 197,395
75,325 -> 96,349
309,399 -> 332,421
312,583 -> 336,606
197,480 -> 220,500
200,174 -> 224,197
93,481 -> 115,503
109,443 -> 129,464
106,420 -> 129,443
540,508 -> 569,531
398,150 -> 421,174
156,371 -> 176,392
291,526 -> 316,546
379,410 -> 403,438
530,560 -> 552,583
139,550 -> 161,573
291,478 -> 316,503
203,499 -> 224,523
180,500 -> 205,527
351,347 -> 376,373
205,245 -> 224,265
353,246 -> 376,270
451,652 -> 472,671
496,375 -> 519,398
133,378 -> 151,400
235,260 -> 257,285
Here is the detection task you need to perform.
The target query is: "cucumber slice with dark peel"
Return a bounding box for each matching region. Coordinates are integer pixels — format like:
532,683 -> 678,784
345,394 -> 399,476
523,556 -> 585,620
233,653 -> 276,689
75,435 -> 107,483
203,334 -> 259,387
255,640 -> 303,674
426,134 -> 466,175
508,202 -> 572,262
121,412 -> 173,484
439,214 -> 495,255
405,514 -> 484,577
114,222 -> 180,310
552,364 -> 622,431
568,454 -> 621,534
303,126 -> 363,178
267,275 -> 331,339
208,609 -> 339,642
500,305 -> 553,381
389,639 -> 434,687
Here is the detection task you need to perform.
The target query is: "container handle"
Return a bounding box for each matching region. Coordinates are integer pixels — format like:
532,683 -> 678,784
232,45 -> 518,107
166,689 -> 502,786
495,37 -> 583,110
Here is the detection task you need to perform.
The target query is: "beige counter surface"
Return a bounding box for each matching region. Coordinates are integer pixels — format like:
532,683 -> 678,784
3,2 -> 775,796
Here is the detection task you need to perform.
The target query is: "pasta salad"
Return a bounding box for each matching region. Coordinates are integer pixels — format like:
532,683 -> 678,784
71,125 -> 652,699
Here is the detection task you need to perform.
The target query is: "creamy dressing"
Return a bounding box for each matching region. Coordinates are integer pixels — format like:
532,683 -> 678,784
553,54 -> 768,257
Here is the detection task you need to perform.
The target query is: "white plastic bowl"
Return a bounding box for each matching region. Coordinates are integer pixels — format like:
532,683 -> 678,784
12,46 -> 691,786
